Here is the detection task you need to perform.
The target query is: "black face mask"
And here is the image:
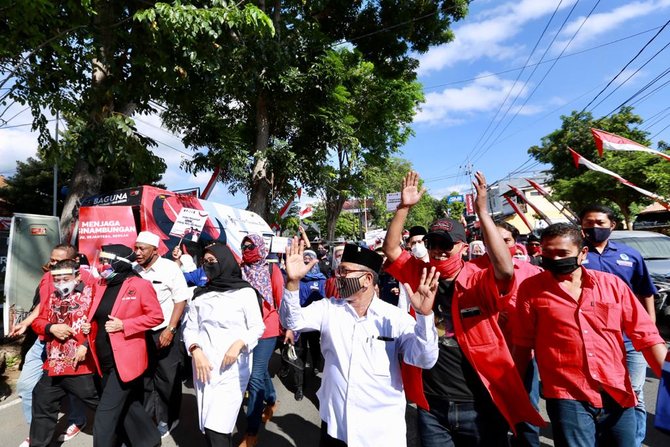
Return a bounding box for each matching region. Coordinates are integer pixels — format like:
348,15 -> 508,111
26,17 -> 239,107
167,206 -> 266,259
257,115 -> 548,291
337,274 -> 365,299
541,256 -> 580,275
583,227 -> 611,244
203,262 -> 222,280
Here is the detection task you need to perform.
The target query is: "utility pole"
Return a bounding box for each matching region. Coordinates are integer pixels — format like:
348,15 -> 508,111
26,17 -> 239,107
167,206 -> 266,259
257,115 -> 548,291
52,111 -> 59,217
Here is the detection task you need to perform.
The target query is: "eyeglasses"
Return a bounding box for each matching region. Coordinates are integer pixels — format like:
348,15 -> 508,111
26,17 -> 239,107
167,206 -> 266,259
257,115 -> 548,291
335,266 -> 370,278
203,258 -> 218,265
424,238 -> 453,251
242,243 -> 257,251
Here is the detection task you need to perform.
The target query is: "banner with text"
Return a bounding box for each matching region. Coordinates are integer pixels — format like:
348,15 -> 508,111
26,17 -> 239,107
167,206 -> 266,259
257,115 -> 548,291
79,206 -> 137,265
169,207 -> 209,242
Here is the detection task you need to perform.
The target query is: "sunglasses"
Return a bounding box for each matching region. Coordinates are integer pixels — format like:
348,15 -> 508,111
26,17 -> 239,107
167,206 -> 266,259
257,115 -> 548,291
242,243 -> 257,251
424,237 -> 454,251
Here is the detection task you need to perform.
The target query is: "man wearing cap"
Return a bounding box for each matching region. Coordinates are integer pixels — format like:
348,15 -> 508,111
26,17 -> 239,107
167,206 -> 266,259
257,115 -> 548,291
280,238 -> 441,446
407,225 -> 429,262
134,231 -> 190,438
382,171 -> 544,446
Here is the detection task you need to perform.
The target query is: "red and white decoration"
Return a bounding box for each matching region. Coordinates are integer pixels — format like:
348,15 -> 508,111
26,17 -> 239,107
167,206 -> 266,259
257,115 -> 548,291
590,128 -> 670,161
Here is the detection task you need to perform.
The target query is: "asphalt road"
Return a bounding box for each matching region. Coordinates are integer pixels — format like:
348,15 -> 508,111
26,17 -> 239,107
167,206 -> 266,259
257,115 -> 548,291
1,352 -> 669,447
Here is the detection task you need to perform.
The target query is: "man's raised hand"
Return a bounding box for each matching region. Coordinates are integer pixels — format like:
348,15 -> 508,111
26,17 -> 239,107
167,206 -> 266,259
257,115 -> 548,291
400,171 -> 426,209
285,236 -> 318,283
404,267 -> 440,316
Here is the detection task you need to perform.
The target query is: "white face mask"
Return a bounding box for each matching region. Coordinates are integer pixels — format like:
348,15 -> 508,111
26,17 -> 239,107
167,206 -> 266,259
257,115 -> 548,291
411,242 -> 428,259
513,254 -> 528,262
55,280 -> 77,297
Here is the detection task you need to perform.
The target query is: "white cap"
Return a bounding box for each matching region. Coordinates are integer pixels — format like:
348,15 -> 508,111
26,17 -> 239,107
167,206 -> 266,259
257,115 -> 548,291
136,231 -> 160,247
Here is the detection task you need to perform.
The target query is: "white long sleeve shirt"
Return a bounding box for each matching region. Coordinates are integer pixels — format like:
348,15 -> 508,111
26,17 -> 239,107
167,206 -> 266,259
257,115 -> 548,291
280,289 -> 438,446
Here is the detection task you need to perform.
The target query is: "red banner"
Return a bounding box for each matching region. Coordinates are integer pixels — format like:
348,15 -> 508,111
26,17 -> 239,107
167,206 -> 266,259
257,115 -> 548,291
78,206 -> 137,265
465,193 -> 474,215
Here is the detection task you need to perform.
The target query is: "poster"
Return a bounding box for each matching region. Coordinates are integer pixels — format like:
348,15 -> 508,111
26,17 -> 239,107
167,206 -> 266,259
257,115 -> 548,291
78,206 -> 137,266
386,192 -> 401,212
169,207 -> 209,242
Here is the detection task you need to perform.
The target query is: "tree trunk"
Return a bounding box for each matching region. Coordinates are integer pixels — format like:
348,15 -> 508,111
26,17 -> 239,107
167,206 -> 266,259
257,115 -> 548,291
325,193 -> 346,241
247,93 -> 272,220
59,159 -> 103,242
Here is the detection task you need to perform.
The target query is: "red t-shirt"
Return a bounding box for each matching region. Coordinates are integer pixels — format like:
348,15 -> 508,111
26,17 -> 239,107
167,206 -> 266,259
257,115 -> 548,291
514,267 -> 664,408
261,264 -> 285,339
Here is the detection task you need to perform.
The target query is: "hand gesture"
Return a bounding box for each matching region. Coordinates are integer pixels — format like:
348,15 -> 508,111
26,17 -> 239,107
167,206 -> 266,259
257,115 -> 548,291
404,267 -> 441,316
74,345 -> 87,366
105,315 -> 124,333
473,171 -> 489,213
222,340 -> 244,367
81,321 -> 91,335
50,323 -> 75,341
285,237 -> 318,282
400,171 -> 426,208
192,349 -> 213,383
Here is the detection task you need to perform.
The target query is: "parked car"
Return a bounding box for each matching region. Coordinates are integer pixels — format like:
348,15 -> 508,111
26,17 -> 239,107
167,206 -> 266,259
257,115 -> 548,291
610,230 -> 670,340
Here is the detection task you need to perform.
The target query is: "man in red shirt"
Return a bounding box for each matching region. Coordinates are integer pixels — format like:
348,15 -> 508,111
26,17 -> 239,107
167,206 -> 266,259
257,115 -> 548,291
513,223 -> 667,446
382,171 -> 543,446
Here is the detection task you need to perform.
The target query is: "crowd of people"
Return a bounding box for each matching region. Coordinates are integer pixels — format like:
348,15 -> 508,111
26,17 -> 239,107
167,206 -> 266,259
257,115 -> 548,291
7,169 -> 670,447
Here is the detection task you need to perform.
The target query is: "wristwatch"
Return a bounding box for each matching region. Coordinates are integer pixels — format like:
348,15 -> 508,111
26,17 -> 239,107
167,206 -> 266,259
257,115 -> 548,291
167,326 -> 177,335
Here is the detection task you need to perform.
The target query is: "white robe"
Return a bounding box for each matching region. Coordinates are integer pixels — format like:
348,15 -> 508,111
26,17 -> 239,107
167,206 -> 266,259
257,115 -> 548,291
182,287 -> 265,434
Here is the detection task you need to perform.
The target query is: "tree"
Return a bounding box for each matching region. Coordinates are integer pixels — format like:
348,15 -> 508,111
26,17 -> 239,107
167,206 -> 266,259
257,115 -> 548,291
161,1 -> 469,221
1,1 -> 274,238
435,192 -> 466,220
528,107 -> 670,228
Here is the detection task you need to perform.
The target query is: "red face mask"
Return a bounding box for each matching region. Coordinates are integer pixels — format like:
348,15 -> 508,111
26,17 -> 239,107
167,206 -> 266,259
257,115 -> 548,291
242,247 -> 262,264
428,245 -> 465,278
528,245 -> 542,256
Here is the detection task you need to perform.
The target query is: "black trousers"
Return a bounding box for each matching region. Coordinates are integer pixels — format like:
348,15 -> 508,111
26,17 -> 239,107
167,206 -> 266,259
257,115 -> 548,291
320,421 -> 348,447
30,373 -> 99,447
204,428 -> 232,447
144,329 -> 182,425
94,367 -> 160,447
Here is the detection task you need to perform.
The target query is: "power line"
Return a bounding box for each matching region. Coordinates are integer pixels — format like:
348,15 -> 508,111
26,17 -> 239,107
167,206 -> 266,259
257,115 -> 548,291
590,42 -> 670,114
650,121 -> 670,140
628,76 -> 670,109
581,18 -> 670,112
421,25 -> 664,91
473,0 -> 603,164
604,65 -> 670,116
463,0 -> 571,166
643,107 -> 670,130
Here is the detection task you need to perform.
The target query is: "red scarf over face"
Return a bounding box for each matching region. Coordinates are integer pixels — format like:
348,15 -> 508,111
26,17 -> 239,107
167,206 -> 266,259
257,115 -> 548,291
428,244 -> 466,278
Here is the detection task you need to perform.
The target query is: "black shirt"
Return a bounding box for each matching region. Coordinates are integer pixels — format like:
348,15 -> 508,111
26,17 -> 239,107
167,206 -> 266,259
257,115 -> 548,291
94,279 -> 124,372
422,277 -> 488,402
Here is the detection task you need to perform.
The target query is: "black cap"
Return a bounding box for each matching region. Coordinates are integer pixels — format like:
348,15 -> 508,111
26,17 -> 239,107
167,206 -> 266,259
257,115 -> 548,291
425,218 -> 467,245
527,231 -> 542,243
408,225 -> 427,239
341,243 -> 383,273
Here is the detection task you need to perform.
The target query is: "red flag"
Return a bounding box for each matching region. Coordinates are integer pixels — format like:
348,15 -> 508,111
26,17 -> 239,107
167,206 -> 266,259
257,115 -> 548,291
507,184 -> 551,224
278,188 -> 303,219
299,203 -> 314,219
569,148 -> 670,209
502,195 -> 533,232
525,178 -> 549,197
590,128 -> 670,161
200,166 -> 222,200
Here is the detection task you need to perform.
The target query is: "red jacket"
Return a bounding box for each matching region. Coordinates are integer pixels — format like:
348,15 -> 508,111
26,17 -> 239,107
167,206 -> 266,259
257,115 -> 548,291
386,252 -> 545,432
87,276 -> 164,382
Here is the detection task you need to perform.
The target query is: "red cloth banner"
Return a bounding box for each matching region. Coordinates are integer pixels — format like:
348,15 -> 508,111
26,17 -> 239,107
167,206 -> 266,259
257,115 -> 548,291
78,206 -> 137,265
591,128 -> 670,161
502,195 -> 533,232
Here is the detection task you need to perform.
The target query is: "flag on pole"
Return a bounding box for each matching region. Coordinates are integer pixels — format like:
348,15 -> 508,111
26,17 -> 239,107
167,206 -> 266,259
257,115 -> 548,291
525,178 -> 549,197
507,184 -> 552,224
200,166 -> 222,200
502,194 -> 533,232
525,178 -> 579,224
299,203 -> 314,219
569,148 -> 670,209
278,188 -> 302,219
590,128 -> 670,161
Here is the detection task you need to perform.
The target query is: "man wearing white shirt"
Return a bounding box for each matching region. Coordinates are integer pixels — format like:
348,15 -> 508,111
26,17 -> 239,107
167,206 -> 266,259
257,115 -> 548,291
280,240 -> 440,447
134,231 -> 190,438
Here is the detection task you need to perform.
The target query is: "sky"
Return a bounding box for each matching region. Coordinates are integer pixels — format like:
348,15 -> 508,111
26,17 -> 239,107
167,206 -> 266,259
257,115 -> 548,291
2,0 -> 670,209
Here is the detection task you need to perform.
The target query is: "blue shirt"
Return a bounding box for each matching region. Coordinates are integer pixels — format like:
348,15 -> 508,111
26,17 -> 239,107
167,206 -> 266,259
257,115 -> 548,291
583,240 -> 657,296
183,267 -> 208,287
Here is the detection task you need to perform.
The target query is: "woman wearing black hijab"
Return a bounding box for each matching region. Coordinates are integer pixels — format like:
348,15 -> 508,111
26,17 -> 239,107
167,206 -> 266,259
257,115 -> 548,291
86,244 -> 164,447
183,244 -> 265,447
